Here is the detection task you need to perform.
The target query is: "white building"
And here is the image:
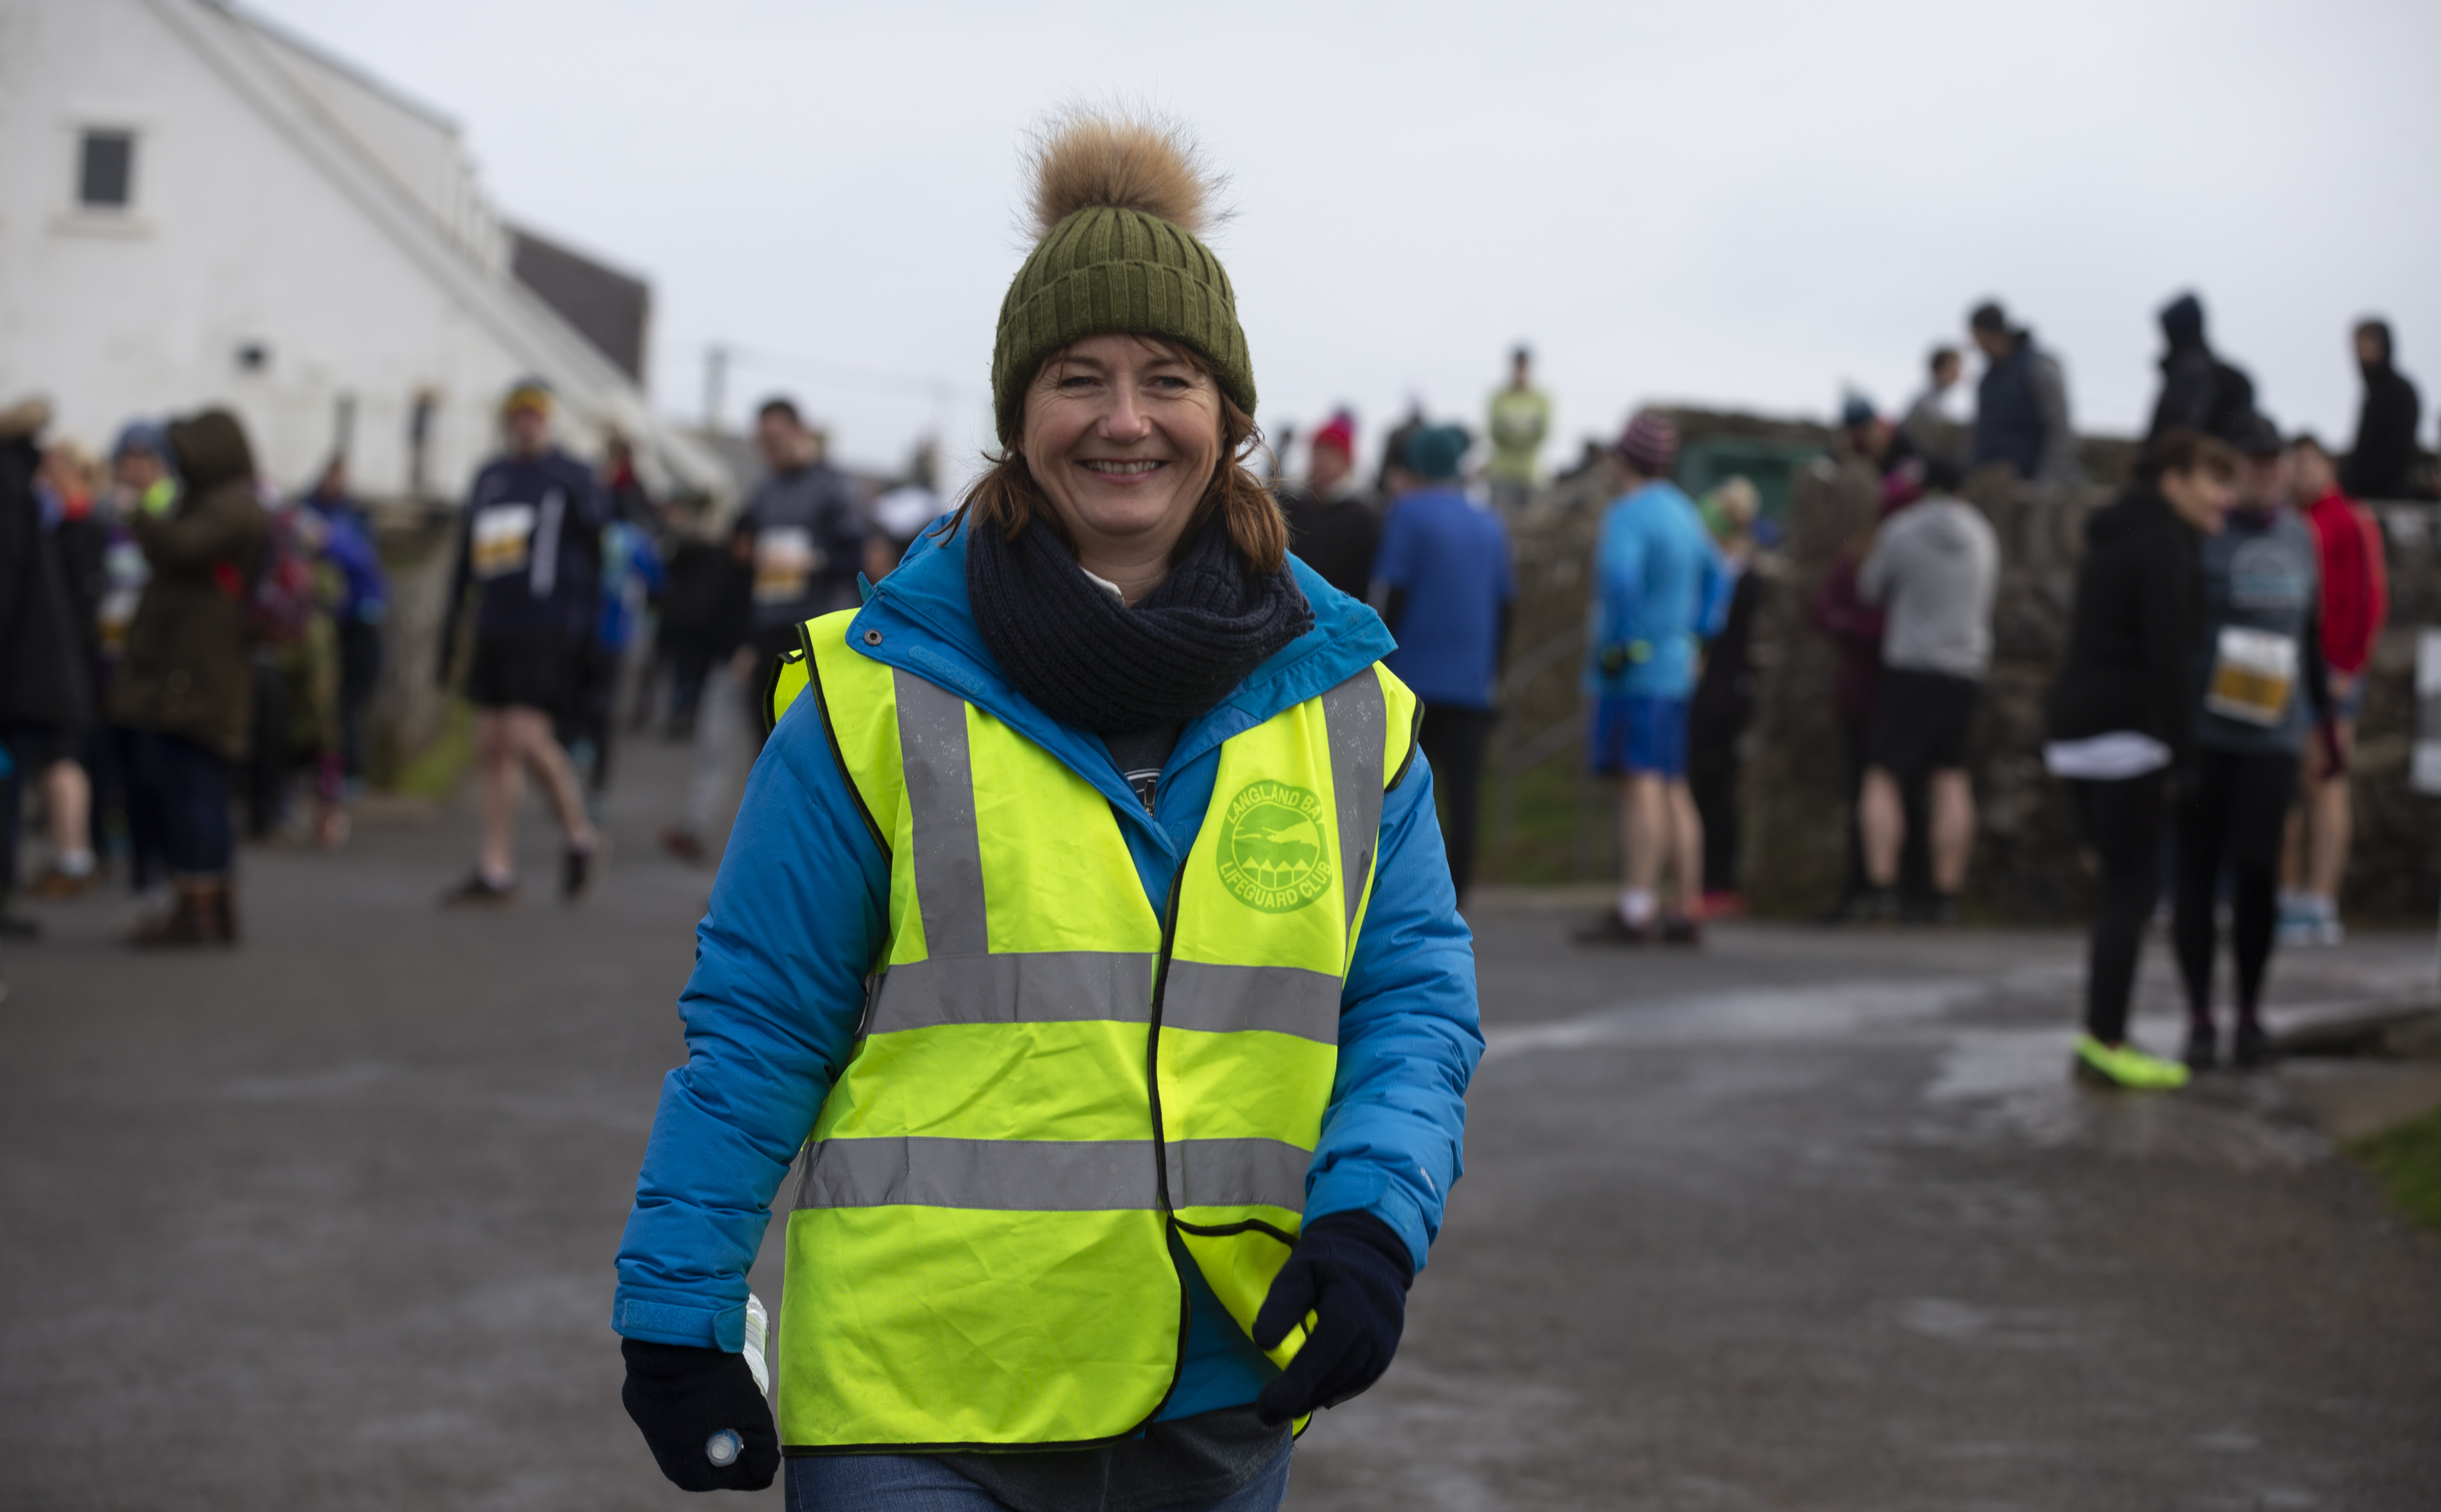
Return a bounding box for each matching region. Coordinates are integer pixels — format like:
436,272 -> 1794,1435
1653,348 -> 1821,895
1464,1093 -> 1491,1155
0,0 -> 732,504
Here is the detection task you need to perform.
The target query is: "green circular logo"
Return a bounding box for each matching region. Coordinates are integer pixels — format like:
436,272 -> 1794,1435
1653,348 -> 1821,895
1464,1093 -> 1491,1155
1216,780 -> 1333,914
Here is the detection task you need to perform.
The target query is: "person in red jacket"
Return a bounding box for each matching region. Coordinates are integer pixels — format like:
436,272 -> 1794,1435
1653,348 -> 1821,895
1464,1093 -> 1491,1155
2280,433 -> 2387,944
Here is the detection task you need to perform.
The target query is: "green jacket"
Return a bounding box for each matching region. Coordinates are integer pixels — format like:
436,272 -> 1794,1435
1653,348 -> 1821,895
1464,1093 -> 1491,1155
1486,386 -> 1551,485
108,412 -> 268,760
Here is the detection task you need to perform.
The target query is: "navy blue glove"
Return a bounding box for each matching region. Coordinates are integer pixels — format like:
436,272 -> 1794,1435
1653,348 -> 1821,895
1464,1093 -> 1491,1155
620,1338 -> 779,1492
1250,1211 -> 1414,1424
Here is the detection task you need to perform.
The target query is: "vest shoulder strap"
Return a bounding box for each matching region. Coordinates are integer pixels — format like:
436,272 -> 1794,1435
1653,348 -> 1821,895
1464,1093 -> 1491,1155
765,626 -> 811,735
779,612 -> 895,855
1374,663 -> 1423,791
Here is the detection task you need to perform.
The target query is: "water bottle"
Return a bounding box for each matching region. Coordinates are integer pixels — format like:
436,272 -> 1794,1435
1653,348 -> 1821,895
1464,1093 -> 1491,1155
705,1293 -> 772,1468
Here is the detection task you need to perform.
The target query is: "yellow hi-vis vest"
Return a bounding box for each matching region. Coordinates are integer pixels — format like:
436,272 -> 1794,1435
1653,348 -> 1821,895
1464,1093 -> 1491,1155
763,610 -> 1419,1452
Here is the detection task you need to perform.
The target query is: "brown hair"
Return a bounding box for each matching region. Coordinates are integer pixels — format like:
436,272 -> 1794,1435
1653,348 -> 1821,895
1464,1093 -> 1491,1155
949,341 -> 1288,575
2137,427 -> 2239,487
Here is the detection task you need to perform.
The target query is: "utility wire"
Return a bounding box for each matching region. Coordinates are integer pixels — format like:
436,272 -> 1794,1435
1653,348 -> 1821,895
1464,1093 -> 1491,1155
670,338 -> 988,404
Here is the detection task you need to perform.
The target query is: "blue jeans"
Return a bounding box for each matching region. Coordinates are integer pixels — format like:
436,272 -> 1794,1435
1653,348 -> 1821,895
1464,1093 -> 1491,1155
126,729 -> 234,875
784,1439 -> 1292,1512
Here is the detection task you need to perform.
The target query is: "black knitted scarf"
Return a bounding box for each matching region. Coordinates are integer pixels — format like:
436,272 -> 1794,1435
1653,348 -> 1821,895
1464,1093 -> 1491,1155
966,511 -> 1313,734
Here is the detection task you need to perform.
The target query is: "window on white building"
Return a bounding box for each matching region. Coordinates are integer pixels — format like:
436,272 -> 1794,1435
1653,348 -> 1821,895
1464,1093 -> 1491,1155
77,129 -> 136,209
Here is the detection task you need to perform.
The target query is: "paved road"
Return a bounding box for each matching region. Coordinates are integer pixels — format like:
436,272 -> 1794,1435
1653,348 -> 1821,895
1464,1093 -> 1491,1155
3,738 -> 2438,1510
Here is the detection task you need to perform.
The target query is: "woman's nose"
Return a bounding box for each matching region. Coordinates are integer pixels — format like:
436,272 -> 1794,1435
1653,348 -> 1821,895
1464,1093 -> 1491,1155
1100,387 -> 1152,439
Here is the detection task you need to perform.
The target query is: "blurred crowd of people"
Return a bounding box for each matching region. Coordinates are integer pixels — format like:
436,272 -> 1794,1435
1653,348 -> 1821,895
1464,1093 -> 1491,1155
1269,349 -> 1771,932
421,382 -> 935,907
0,398 -> 382,945
1274,294 -> 2424,972
1815,298 -> 2416,948
4,293 -> 2426,985
2038,303 -> 2415,1087
0,375 -> 942,949
1785,294 -> 2417,1087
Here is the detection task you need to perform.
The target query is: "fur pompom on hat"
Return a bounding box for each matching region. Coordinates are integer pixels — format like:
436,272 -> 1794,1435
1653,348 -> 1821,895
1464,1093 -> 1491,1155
991,110 -> 1254,443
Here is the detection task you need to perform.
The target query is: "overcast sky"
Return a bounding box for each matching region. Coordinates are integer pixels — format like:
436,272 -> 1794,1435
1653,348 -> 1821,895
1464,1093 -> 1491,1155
253,0 -> 2441,484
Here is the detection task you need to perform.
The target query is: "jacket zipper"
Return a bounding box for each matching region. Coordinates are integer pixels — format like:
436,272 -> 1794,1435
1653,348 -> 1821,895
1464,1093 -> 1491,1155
1145,859 -> 1186,1216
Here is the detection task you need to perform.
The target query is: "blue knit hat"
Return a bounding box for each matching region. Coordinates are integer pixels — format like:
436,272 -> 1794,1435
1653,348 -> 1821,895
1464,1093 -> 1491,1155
1403,423 -> 1470,481
112,419 -> 169,460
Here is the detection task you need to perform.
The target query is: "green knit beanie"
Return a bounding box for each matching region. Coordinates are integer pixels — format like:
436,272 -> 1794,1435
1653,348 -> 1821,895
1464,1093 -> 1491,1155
991,115 -> 1255,444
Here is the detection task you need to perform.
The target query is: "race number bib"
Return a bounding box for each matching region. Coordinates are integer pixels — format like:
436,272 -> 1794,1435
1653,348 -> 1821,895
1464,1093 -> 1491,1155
2205,626 -> 2297,727
99,538 -> 148,653
471,504 -> 538,580
753,526 -> 822,606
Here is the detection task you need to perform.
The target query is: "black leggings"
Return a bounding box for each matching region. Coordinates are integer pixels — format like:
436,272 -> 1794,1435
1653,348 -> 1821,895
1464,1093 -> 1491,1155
2069,771 -> 2166,1045
1418,705 -> 1495,905
2173,748 -> 2298,1023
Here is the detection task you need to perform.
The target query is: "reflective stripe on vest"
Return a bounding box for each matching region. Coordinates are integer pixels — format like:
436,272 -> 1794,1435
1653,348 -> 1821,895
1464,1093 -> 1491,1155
796,1133 -> 1314,1214
774,610 -> 1418,1452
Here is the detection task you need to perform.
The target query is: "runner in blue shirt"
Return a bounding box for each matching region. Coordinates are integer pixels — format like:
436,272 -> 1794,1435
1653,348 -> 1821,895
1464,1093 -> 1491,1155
1576,411 -> 1728,944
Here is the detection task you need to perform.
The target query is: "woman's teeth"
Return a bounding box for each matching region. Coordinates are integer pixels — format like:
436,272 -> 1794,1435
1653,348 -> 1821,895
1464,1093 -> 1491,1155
1084,460 -> 1161,476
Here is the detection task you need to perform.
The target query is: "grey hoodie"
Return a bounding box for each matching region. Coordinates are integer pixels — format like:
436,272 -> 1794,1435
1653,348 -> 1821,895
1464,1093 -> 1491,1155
1859,495 -> 1999,680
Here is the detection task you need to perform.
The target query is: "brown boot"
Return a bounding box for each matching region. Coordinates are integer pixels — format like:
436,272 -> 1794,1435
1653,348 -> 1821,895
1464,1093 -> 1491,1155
129,879 -> 229,948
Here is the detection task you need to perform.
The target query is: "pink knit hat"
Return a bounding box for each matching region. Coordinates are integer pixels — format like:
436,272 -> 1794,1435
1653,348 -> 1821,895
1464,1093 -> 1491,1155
1615,410 -> 1677,475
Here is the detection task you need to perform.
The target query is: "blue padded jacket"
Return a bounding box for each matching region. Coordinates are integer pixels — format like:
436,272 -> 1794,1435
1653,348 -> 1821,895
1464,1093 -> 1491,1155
612,519 -> 1483,1422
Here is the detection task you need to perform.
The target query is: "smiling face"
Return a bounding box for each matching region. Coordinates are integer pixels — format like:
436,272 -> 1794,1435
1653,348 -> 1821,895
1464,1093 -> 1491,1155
1018,333 -> 1223,585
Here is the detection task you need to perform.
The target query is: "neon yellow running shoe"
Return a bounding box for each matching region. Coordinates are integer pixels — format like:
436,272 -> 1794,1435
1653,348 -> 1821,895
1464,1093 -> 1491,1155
2073,1034 -> 2191,1090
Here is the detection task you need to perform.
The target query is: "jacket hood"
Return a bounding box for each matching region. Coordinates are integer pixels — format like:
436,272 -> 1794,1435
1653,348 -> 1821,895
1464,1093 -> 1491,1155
1903,496 -> 1990,553
0,397 -> 50,443
849,515 -> 1396,820
167,409 -> 256,497
2159,294 -> 2207,352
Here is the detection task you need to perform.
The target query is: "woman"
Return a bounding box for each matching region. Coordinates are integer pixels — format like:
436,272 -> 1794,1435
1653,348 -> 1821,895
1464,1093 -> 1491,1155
0,402 -> 93,915
107,408 -> 268,946
612,113 -> 1483,1511
33,437 -> 108,894
2043,428 -> 2237,1089
2174,415 -> 2332,1069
